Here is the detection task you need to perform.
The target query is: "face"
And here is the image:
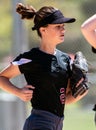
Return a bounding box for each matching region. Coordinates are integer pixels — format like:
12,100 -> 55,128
41,24 -> 66,45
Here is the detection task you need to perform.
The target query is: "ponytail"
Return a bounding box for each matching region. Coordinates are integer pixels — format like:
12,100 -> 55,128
16,3 -> 36,20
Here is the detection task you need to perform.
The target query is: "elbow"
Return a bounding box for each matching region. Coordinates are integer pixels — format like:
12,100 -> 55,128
0,76 -> 3,89
0,76 -> 9,88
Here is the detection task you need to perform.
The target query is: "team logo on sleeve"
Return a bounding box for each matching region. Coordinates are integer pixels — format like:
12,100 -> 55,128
12,58 -> 32,65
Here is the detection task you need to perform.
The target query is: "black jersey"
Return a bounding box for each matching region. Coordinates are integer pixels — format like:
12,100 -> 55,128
13,48 -> 71,117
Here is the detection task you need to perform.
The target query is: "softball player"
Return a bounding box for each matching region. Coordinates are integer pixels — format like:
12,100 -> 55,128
0,3 -> 89,130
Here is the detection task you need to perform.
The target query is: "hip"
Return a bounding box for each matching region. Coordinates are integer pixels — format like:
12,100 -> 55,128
23,108 -> 64,130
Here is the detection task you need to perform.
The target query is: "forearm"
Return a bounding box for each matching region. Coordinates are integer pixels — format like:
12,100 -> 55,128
0,76 -> 20,97
0,76 -> 34,101
0,64 -> 33,101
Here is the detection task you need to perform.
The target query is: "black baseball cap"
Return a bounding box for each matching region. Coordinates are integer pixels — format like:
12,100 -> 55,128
32,10 -> 76,30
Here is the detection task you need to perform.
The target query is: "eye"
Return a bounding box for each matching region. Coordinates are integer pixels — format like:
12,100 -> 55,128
57,25 -> 61,29
56,24 -> 65,30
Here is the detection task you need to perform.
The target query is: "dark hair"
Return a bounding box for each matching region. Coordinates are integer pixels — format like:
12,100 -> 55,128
16,3 -> 56,37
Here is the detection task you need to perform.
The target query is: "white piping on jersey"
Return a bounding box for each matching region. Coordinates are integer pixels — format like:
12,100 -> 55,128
12,58 -> 32,65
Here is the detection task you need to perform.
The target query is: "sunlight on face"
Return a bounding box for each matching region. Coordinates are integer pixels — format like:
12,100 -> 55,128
44,24 -> 66,44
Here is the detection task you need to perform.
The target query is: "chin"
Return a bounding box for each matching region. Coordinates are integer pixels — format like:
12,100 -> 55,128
57,41 -> 64,45
56,39 -> 64,44
60,39 -> 64,43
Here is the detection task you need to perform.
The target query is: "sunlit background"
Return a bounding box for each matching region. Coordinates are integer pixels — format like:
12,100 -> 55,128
0,0 -> 96,130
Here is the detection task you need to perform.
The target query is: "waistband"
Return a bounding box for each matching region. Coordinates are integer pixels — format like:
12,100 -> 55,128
31,108 -> 64,122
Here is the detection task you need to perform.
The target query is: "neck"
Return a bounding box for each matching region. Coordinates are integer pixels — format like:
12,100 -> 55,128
39,40 -> 56,55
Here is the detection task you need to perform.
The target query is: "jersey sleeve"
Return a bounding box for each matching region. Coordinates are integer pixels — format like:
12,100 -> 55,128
12,52 -> 32,73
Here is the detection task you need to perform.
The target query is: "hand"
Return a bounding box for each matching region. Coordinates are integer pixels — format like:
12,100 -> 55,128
18,85 -> 35,102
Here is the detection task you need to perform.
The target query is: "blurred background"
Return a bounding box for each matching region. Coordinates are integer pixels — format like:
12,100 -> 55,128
0,0 -> 96,130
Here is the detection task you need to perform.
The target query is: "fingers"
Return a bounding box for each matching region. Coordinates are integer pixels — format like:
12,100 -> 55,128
20,92 -> 32,102
22,97 -> 32,102
18,85 -> 35,102
24,85 -> 35,94
24,94 -> 33,101
25,85 -> 35,90
76,78 -> 84,87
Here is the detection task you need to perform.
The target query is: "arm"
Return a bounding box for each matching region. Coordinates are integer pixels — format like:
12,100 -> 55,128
0,64 -> 34,101
81,14 -> 96,49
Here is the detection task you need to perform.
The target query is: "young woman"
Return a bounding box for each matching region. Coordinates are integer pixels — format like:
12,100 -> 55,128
0,3 -> 88,130
81,14 -> 96,53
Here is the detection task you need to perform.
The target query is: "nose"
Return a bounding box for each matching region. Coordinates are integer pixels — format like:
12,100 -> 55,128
61,26 -> 66,33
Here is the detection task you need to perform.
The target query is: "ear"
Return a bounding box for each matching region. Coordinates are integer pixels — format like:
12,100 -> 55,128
39,27 -> 46,35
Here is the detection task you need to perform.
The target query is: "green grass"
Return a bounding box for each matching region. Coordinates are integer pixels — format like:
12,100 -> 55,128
63,104 -> 96,130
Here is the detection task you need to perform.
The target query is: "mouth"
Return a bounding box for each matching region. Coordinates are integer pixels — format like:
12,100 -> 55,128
60,34 -> 64,37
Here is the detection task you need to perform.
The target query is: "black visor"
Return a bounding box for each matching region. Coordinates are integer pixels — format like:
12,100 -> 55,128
32,10 -> 76,30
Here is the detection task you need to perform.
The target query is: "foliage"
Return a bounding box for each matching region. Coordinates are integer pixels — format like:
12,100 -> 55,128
0,1 -> 12,59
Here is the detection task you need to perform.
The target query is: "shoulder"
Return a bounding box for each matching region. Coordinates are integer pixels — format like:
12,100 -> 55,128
12,48 -> 39,65
20,48 -> 38,58
56,49 -> 71,61
13,48 -> 38,60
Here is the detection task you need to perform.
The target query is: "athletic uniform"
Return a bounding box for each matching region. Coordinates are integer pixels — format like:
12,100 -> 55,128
12,48 -> 72,130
